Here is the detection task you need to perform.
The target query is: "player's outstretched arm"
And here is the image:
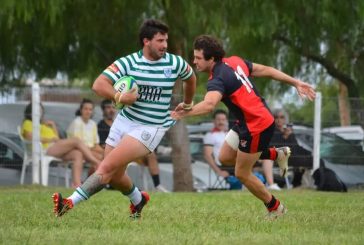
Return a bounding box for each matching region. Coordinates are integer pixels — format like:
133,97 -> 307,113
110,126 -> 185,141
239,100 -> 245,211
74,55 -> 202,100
251,63 -> 316,101
171,91 -> 222,120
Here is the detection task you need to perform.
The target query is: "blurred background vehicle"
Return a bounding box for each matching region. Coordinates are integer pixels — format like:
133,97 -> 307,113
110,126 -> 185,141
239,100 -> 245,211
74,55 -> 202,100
323,125 -> 364,151
294,125 -> 364,187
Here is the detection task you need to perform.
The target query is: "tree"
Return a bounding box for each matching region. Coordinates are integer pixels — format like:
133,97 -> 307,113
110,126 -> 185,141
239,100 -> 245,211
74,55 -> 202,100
0,0 -> 150,85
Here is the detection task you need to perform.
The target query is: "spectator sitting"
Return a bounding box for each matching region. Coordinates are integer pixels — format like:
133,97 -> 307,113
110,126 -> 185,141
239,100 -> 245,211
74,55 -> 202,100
97,99 -> 169,192
262,109 -> 318,187
97,99 -> 116,149
67,98 -> 104,161
203,110 -> 236,184
21,102 -> 101,187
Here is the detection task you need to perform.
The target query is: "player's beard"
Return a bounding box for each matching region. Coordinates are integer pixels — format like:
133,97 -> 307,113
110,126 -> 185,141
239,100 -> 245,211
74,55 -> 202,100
148,46 -> 166,60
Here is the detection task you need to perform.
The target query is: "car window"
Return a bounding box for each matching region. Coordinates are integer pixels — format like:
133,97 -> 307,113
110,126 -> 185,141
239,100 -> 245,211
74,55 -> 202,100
295,131 -> 364,165
0,142 -> 22,169
189,138 -> 205,162
321,133 -> 364,165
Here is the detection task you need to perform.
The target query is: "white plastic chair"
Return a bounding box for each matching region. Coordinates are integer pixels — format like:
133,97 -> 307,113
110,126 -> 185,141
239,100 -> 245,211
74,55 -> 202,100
18,126 -> 71,187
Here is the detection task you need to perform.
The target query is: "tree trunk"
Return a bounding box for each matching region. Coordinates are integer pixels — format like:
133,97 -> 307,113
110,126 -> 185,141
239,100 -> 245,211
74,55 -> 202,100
168,121 -> 194,191
161,0 -> 194,191
168,73 -> 193,192
338,82 -> 351,126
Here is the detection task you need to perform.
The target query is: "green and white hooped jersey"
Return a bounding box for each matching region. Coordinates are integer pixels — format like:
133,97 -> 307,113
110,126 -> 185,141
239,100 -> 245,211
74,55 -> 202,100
102,50 -> 193,127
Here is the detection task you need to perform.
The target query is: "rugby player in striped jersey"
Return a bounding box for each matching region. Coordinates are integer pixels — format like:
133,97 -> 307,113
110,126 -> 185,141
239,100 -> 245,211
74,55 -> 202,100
52,19 -> 196,219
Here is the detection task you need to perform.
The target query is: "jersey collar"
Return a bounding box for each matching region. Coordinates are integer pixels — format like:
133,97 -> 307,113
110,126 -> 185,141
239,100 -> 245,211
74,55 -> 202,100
209,61 -> 223,79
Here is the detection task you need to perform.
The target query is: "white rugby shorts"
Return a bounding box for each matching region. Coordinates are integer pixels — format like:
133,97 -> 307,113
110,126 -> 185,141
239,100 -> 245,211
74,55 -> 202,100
105,114 -> 168,152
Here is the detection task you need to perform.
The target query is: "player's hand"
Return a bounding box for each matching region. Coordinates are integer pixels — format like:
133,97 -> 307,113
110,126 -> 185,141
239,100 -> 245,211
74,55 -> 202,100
174,102 -> 194,112
296,81 -> 316,101
171,110 -> 187,120
114,88 -> 138,105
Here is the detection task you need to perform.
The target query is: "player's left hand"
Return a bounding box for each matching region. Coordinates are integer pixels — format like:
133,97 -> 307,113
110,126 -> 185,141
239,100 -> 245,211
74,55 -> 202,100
296,81 -> 316,101
114,88 -> 138,105
174,102 -> 185,113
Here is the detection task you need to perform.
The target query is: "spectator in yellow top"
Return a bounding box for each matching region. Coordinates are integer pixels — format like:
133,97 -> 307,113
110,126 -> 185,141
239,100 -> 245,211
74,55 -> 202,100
67,99 -> 104,161
21,102 -> 101,187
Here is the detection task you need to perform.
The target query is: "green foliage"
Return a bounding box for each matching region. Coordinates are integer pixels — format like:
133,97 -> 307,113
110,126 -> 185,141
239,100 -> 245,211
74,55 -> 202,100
0,0 -> 150,85
1,186 -> 364,244
1,0 -> 364,100
286,80 -> 340,127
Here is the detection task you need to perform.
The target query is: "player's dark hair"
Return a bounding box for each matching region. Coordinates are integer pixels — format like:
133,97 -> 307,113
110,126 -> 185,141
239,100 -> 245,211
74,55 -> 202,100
76,98 -> 94,116
100,99 -> 112,111
24,102 -> 44,121
212,109 -> 227,119
139,19 -> 169,47
193,35 -> 225,62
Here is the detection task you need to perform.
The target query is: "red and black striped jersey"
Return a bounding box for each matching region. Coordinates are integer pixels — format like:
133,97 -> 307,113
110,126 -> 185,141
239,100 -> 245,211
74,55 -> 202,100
207,56 -> 274,134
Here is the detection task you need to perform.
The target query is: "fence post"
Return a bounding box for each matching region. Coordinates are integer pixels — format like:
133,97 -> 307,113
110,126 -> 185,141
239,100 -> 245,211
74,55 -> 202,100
32,83 -> 41,184
313,92 -> 322,171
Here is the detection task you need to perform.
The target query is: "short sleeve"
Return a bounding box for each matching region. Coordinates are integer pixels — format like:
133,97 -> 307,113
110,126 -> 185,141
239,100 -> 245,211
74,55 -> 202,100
244,59 -> 253,76
203,132 -> 214,146
93,122 -> 100,144
207,78 -> 225,95
67,118 -> 82,139
102,58 -> 128,84
178,57 -> 193,80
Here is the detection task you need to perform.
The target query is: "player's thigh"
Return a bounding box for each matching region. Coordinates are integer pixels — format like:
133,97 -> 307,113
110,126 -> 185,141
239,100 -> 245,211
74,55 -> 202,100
219,129 -> 238,166
219,142 -> 237,166
97,135 -> 150,175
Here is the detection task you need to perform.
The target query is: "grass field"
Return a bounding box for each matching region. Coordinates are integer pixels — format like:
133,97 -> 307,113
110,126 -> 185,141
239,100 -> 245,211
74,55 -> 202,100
0,186 -> 363,245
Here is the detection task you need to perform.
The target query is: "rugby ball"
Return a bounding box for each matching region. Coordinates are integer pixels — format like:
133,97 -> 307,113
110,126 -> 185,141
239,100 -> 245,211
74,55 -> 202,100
113,76 -> 138,109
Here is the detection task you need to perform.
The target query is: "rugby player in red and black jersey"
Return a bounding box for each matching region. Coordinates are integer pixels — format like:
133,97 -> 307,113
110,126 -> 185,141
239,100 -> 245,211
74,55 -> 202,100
172,35 -> 315,219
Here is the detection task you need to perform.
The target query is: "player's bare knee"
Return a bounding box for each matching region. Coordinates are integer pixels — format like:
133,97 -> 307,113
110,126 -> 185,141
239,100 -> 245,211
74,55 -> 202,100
95,165 -> 116,184
219,154 -> 234,165
235,170 -> 249,183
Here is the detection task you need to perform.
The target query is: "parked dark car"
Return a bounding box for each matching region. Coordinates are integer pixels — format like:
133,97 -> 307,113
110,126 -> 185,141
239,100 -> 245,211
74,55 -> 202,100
294,125 -> 364,186
0,132 -> 23,169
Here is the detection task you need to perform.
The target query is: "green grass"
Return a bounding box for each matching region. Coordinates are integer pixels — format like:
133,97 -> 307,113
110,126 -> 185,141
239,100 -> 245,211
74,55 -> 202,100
0,186 -> 363,245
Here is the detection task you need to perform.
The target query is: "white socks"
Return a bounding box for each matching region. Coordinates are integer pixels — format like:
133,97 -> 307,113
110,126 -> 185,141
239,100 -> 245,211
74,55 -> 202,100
68,187 -> 89,205
124,185 -> 142,206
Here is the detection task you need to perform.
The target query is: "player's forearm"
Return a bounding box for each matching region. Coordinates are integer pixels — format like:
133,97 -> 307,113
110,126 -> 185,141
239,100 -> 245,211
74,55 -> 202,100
252,64 -> 299,87
269,67 -> 300,87
183,74 -> 196,104
92,75 -> 116,100
185,100 -> 215,117
260,66 -> 299,87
